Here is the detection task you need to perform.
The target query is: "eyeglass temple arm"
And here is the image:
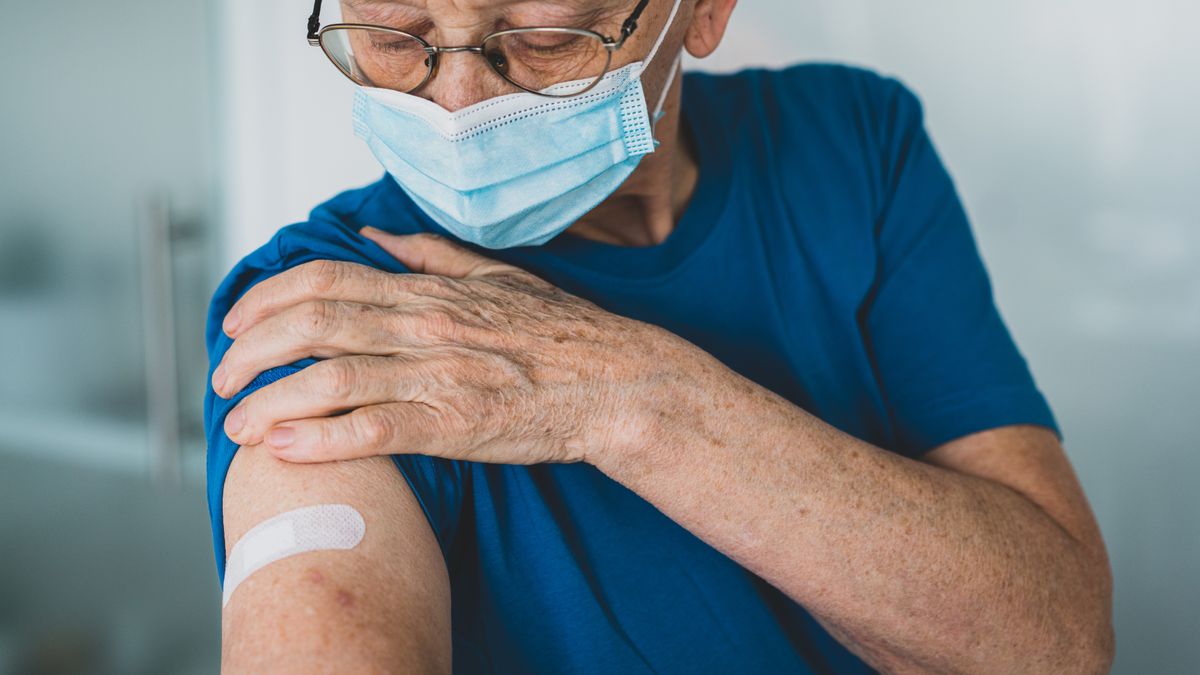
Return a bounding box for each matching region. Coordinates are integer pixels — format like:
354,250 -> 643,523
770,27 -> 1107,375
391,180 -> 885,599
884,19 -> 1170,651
308,0 -> 649,46
617,0 -> 653,44
307,0 -> 324,44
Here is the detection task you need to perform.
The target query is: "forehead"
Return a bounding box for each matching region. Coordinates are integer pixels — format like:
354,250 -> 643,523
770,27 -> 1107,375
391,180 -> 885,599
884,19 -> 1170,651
341,0 -> 634,32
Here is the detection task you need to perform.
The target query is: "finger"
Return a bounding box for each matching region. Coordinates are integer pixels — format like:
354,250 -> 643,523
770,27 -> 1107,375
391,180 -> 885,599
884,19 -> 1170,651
214,300 -> 423,398
264,402 -> 456,463
223,259 -> 420,338
360,228 -> 517,279
223,355 -> 431,446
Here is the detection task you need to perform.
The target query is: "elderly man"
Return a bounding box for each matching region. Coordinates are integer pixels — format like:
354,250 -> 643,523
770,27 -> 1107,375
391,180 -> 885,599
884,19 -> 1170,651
205,0 -> 1115,672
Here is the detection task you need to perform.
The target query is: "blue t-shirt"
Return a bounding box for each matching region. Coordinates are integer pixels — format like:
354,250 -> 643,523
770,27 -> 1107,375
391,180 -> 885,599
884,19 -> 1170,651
204,64 -> 1060,673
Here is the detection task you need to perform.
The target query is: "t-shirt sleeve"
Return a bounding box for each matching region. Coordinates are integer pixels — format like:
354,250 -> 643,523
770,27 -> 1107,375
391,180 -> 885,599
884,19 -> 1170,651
203,222 -> 465,584
862,78 -> 1062,458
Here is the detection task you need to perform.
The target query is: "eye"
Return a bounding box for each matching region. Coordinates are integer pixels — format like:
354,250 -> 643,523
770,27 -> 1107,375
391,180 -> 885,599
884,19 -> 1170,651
513,32 -> 583,54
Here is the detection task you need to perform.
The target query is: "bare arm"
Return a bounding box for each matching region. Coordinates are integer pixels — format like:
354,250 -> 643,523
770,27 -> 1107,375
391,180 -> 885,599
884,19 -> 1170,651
209,234 -> 1112,671
596,345 -> 1115,674
221,443 -> 451,673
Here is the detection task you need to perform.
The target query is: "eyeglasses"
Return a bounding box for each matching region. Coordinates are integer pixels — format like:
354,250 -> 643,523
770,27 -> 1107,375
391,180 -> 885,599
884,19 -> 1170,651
305,0 -> 653,98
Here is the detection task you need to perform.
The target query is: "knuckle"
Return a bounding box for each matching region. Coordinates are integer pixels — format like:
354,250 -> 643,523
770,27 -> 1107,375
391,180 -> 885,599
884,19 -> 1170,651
298,300 -> 338,341
305,259 -> 344,295
355,408 -> 394,448
321,360 -> 358,400
315,418 -> 341,453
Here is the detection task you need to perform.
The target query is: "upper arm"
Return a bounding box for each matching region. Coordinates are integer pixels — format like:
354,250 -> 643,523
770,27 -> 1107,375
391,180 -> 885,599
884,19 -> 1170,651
204,230 -> 465,672
860,76 -> 1061,457
220,443 -> 451,673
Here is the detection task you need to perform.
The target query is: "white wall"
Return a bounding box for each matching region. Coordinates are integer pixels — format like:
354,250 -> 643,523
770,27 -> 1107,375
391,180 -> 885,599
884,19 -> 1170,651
218,3 -> 1200,671
216,0 -> 381,266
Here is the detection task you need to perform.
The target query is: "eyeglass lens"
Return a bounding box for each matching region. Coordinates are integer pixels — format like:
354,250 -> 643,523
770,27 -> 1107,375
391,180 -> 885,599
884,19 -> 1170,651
320,27 -> 612,96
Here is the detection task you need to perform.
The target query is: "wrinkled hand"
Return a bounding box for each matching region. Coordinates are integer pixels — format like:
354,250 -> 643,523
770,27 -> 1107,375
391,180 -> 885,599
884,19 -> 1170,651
213,228 -> 681,466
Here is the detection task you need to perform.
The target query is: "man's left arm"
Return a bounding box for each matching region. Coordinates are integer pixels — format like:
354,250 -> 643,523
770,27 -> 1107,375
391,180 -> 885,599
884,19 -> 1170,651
592,350 -> 1114,674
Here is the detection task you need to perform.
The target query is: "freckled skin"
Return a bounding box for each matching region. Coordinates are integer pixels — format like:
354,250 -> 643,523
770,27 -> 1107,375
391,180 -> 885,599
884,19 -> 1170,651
213,0 -> 1113,671
227,176 -> 1112,671
221,452 -> 452,673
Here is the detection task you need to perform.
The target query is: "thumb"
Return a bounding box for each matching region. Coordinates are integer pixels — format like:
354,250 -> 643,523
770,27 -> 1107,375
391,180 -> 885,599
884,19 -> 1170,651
360,227 -> 512,278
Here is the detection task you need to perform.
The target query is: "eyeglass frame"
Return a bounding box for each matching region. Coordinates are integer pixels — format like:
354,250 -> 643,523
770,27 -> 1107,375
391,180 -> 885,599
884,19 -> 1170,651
305,0 -> 654,98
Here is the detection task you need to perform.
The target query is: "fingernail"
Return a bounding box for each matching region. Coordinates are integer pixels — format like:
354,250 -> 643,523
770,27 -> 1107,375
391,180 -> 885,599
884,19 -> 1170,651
223,307 -> 241,335
267,426 -> 295,448
225,405 -> 246,436
212,363 -> 227,395
360,226 -> 379,236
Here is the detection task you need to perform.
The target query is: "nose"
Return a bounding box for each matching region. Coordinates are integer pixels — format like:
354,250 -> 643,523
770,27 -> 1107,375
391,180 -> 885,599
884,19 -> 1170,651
421,49 -> 517,112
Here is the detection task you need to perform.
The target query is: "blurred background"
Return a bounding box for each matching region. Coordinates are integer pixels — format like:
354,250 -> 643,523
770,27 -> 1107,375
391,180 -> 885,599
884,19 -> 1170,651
1,0 -> 1196,672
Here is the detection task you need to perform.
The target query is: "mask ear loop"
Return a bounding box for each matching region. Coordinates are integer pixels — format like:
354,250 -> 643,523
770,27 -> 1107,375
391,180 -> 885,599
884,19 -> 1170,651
650,54 -> 683,144
644,0 -> 684,144
644,0 -> 684,68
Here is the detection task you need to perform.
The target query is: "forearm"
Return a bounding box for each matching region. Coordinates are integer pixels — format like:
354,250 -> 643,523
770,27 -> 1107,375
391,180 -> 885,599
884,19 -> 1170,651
596,335 -> 1111,674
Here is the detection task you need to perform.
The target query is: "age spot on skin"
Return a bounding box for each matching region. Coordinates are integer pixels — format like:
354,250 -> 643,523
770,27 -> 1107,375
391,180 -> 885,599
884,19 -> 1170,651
335,589 -> 356,609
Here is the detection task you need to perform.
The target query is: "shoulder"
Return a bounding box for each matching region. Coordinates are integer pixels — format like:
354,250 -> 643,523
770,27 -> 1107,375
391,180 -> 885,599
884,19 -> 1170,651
206,177 -> 426,351
202,177 -> 466,579
260,176 -> 427,278
685,63 -> 929,186
685,62 -> 924,143
684,63 -> 933,246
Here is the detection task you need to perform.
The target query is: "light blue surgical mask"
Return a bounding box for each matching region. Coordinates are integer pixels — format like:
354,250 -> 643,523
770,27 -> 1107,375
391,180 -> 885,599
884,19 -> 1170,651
351,0 -> 683,249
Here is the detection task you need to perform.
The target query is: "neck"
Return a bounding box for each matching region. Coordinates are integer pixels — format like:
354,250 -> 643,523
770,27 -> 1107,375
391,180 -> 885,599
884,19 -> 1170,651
564,74 -> 699,248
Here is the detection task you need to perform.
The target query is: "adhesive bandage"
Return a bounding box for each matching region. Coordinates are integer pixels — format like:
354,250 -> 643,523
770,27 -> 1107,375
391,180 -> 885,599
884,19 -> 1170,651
222,504 -> 366,608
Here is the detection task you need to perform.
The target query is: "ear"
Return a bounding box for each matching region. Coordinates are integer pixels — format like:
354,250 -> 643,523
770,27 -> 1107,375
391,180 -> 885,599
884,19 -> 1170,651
684,0 -> 738,59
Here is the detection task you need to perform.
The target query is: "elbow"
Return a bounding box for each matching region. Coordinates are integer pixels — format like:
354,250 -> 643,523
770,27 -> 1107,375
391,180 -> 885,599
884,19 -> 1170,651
1064,618 -> 1114,675
1076,598 -> 1116,675
1086,621 -> 1117,675
1005,605 -> 1113,675
1022,599 -> 1114,675
1010,547 -> 1114,675
1062,557 -> 1116,675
